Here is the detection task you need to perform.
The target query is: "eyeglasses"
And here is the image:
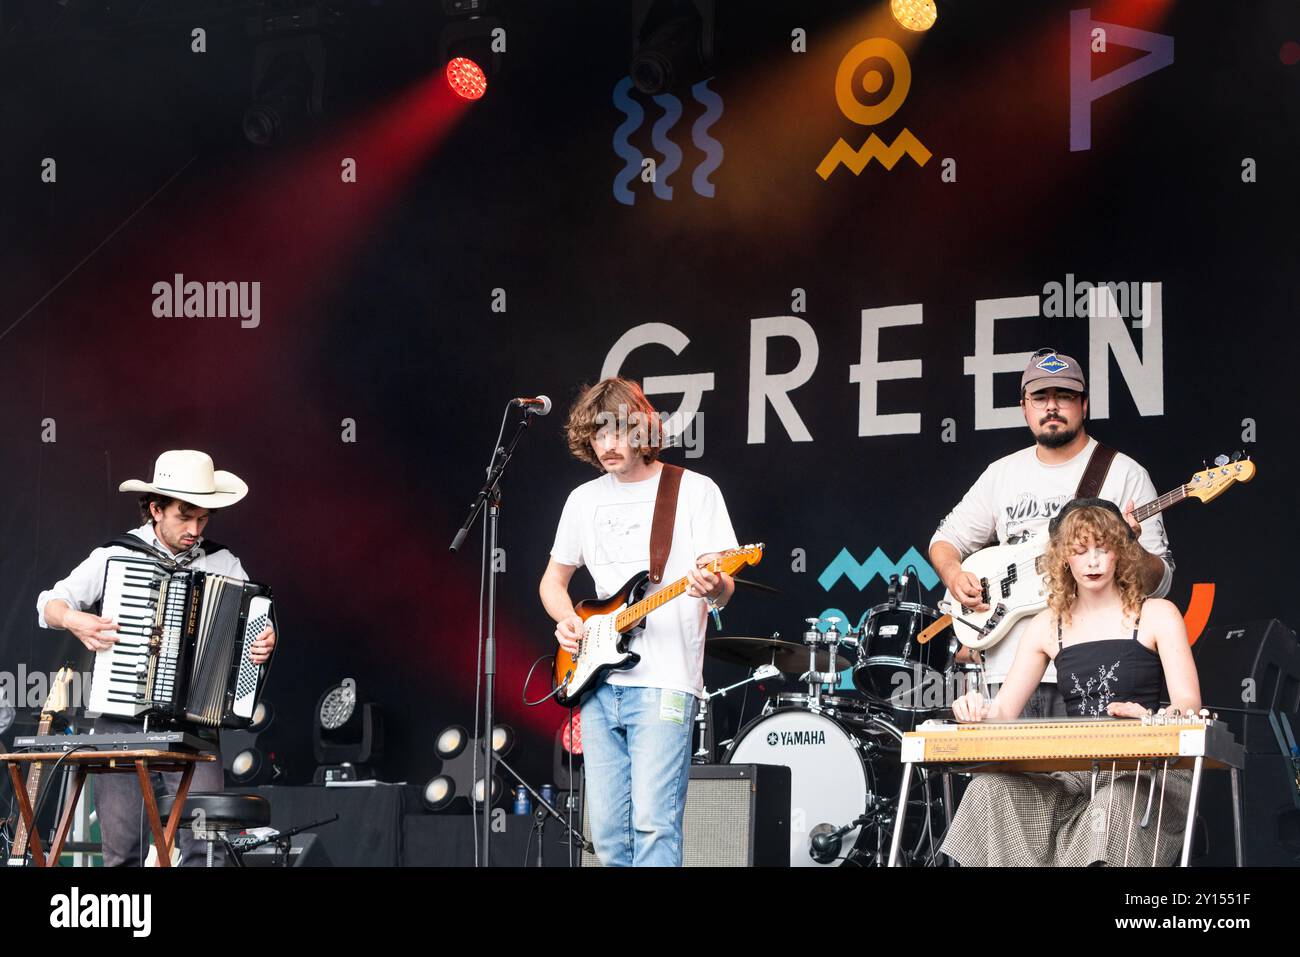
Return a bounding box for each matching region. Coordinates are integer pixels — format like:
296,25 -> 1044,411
1024,390 -> 1082,409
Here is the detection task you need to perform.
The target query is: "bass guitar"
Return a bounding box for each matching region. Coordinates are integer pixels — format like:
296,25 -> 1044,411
941,454 -> 1255,650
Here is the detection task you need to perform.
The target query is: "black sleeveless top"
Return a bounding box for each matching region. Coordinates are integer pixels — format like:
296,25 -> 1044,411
1054,610 -> 1163,717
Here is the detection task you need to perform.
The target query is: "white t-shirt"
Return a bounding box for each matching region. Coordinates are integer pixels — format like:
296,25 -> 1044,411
550,467 -> 740,699
930,436 -> 1174,685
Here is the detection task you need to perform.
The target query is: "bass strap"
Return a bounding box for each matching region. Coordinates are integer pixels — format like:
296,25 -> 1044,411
1075,442 -> 1117,499
648,464 -> 685,584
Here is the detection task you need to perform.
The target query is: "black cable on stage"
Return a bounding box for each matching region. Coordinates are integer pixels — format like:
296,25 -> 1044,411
22,744 -> 90,863
521,654 -> 565,707
567,706 -> 575,868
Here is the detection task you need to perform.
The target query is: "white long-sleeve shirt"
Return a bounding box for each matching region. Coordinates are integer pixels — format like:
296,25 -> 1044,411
930,436 -> 1174,685
37,523 -> 247,628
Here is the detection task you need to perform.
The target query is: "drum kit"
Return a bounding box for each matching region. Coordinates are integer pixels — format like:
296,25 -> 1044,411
702,579 -> 985,867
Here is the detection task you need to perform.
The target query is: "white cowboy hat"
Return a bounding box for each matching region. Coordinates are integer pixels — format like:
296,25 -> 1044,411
119,450 -> 248,509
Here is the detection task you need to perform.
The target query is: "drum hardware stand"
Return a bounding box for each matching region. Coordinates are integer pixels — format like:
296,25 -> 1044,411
694,664 -> 781,763
449,401 -> 543,867
800,617 -> 847,706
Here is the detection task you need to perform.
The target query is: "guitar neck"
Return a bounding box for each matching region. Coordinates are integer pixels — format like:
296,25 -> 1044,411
616,574 -> 694,632
11,714 -> 53,857
607,546 -> 762,634
1130,485 -> 1188,524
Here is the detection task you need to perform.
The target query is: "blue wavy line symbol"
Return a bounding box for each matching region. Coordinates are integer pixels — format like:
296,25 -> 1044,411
817,546 -> 939,592
611,76 -> 723,204
690,78 -> 724,198
650,93 -> 683,200
612,76 -> 644,207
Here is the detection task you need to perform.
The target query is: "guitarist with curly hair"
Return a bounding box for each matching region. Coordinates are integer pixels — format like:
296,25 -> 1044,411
539,378 -> 739,867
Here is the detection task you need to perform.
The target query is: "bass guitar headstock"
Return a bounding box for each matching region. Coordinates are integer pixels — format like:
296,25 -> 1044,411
1186,452 -> 1255,504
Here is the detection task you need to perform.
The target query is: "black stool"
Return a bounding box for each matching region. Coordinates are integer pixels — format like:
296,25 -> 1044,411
157,792 -> 271,867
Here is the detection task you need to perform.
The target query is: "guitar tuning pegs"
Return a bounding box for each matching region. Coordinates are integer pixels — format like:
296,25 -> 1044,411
1231,451 -> 1242,462
1214,454 -> 1229,467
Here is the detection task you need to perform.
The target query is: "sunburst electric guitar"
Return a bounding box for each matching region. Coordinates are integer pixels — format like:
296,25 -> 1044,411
941,455 -> 1256,651
552,544 -> 764,708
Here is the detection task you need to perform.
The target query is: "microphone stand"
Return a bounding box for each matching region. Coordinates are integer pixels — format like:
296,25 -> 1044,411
224,814 -> 339,867
496,754 -> 593,859
449,404 -> 539,867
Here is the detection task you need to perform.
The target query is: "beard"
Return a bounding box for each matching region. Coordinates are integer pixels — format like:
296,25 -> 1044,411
1036,422 -> 1079,449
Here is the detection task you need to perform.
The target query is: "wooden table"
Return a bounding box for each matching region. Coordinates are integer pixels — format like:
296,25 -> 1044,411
1,749 -> 215,867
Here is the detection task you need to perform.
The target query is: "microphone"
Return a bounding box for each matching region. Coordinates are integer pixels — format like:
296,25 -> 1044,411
512,395 -> 552,415
809,823 -> 842,865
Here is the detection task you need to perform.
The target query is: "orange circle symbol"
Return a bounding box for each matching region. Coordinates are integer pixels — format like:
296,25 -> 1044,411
835,37 -> 911,127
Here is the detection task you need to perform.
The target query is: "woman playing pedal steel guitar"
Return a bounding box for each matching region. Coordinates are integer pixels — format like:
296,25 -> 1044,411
940,499 -> 1201,867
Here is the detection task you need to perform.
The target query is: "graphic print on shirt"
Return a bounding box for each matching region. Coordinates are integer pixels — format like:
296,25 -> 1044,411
592,501 -> 654,566
1003,491 -> 1072,544
1068,660 -> 1122,717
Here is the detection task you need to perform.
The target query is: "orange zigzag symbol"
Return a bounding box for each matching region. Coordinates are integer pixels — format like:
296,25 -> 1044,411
816,129 -> 932,179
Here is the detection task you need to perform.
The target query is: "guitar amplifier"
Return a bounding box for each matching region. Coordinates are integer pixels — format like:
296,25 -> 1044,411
580,764 -> 790,867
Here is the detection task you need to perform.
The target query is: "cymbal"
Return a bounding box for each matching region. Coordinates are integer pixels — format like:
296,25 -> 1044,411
705,636 -> 852,675
731,577 -> 781,596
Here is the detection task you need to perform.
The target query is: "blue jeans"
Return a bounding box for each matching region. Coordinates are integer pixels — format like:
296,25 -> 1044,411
580,683 -> 696,867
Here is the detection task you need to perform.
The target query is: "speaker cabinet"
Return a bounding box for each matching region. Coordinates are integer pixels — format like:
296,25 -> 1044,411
1191,619 -> 1300,865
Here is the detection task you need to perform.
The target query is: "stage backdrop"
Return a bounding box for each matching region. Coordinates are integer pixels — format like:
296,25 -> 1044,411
1,0 -> 1295,789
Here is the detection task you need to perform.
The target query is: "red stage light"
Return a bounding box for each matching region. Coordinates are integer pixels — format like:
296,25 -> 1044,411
445,57 -> 487,101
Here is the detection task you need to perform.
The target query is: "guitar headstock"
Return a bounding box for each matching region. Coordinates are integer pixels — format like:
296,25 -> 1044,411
42,666 -> 76,717
1185,453 -> 1256,504
710,543 -> 765,575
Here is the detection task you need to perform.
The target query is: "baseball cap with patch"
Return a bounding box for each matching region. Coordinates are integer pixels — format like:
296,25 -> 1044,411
1021,348 -> 1086,396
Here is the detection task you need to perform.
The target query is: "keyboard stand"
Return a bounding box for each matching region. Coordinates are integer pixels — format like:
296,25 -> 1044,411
2,749 -> 215,867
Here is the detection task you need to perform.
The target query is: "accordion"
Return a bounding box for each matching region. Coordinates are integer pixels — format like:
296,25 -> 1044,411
88,556 -> 275,729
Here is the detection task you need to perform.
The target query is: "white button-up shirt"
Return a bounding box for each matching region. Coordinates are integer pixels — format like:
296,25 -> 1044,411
36,523 -> 247,628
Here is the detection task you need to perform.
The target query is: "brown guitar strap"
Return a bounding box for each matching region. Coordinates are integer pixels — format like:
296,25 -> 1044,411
1075,441 -> 1117,499
649,464 -> 685,584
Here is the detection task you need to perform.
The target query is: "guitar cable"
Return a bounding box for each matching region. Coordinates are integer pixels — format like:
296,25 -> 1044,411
25,744 -> 90,862
521,654 -> 565,707
567,706 -> 575,868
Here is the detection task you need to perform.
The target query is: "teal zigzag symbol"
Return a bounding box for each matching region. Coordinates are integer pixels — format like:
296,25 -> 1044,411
817,546 -> 939,592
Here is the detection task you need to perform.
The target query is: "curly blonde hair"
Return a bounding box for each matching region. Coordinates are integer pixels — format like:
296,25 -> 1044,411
564,378 -> 663,470
1043,504 -> 1146,625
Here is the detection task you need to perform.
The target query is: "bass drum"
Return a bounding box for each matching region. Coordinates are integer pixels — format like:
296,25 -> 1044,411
724,709 -> 903,867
